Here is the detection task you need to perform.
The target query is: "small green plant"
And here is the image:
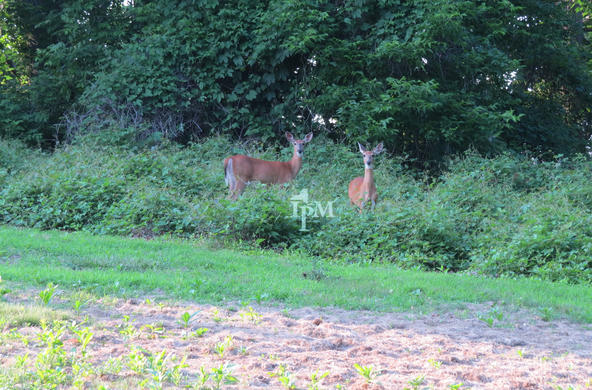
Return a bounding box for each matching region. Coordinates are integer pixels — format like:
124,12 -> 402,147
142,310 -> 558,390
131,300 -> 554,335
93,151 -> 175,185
192,327 -> 209,338
405,375 -> 426,390
353,363 -> 379,384
0,275 -> 9,298
240,306 -> 262,324
539,306 -> 554,322
449,383 -> 464,389
210,363 -> 239,389
517,349 -> 524,358
308,369 -> 329,390
213,336 -> 234,358
118,315 -> 137,339
170,355 -> 189,386
72,299 -> 84,313
140,323 -> 166,339
194,365 -> 211,388
478,305 -> 504,328
101,356 -> 124,375
126,346 -> 148,375
39,283 -> 57,306
0,287 -> 10,297
14,352 -> 29,378
254,292 -> 269,304
211,308 -> 223,323
269,364 -> 297,389
428,358 -> 442,369
145,349 -> 171,388
70,324 -> 94,357
179,311 -> 196,328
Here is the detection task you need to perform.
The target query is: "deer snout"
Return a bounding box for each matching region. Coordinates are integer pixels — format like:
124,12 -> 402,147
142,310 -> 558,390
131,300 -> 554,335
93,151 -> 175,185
296,145 -> 304,156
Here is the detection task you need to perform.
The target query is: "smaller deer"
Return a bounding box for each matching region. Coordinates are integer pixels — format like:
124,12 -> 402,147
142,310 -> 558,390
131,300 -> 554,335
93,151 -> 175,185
348,142 -> 384,211
224,132 -> 313,199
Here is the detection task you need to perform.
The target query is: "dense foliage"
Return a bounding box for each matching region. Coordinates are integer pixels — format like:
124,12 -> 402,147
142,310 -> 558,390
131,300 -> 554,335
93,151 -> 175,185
1,136 -> 592,284
1,0 -> 591,163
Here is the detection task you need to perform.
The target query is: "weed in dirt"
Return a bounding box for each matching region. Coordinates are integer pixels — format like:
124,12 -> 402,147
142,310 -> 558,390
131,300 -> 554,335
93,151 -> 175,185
69,322 -> 93,356
179,311 -> 192,328
100,356 -> 124,375
269,364 -> 297,389
478,305 -> 504,327
0,283 -> 11,297
191,327 -> 209,338
118,315 -> 138,339
428,358 -> 442,369
539,306 -> 554,322
354,363 -> 379,384
211,308 -> 224,323
147,349 -> 188,388
39,283 -> 57,306
72,299 -> 83,313
124,346 -> 189,388
308,370 -> 329,390
253,292 -> 269,304
126,345 -> 148,375
192,366 -> 209,388
180,311 -> 200,328
213,336 -> 234,358
140,323 -> 166,339
449,383 -> 464,389
210,363 -> 239,389
240,305 -> 262,324
404,375 -> 426,390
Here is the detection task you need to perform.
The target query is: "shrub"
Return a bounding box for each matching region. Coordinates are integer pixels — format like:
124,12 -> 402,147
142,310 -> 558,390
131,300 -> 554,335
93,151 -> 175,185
1,137 -> 592,284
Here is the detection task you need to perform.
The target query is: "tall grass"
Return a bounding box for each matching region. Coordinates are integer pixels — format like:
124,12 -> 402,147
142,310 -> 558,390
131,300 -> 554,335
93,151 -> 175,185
1,135 -> 591,283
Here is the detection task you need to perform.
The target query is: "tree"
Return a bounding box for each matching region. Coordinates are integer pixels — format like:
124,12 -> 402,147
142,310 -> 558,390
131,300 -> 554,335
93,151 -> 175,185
1,0 -> 591,163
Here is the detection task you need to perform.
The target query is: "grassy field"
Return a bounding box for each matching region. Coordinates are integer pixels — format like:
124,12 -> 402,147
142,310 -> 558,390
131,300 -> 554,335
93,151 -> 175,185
1,225 -> 591,323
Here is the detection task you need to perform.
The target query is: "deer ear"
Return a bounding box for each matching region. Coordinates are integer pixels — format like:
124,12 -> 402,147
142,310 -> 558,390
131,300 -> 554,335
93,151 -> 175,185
303,132 -> 313,143
285,132 -> 295,143
373,142 -> 384,154
358,142 -> 367,154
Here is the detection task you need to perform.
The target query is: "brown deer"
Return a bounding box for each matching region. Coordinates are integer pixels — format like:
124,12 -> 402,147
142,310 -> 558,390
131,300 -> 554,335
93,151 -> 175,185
348,142 -> 384,211
224,132 -> 313,199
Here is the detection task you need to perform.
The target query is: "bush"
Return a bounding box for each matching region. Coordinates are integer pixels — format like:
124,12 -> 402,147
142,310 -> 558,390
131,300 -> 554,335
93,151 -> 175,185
1,136 -> 592,284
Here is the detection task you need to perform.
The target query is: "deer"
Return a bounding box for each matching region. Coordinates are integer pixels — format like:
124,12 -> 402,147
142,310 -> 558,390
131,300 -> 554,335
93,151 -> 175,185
224,132 -> 313,199
348,142 -> 384,211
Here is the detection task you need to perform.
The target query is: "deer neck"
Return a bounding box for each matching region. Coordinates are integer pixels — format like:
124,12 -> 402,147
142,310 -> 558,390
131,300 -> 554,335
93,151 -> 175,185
362,168 -> 374,188
288,147 -> 303,178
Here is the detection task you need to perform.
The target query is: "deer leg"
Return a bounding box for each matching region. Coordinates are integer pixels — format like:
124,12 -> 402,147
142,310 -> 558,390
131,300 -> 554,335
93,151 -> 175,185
232,180 -> 246,200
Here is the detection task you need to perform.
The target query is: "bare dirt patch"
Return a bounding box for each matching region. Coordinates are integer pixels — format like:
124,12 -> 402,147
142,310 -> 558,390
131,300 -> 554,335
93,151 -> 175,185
2,292 -> 592,389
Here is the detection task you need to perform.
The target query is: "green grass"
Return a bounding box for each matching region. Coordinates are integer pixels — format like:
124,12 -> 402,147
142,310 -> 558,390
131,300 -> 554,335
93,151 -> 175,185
0,302 -> 69,327
1,225 -> 591,322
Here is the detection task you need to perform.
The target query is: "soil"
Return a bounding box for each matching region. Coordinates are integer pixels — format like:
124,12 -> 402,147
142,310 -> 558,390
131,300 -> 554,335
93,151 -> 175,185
2,293 -> 592,389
